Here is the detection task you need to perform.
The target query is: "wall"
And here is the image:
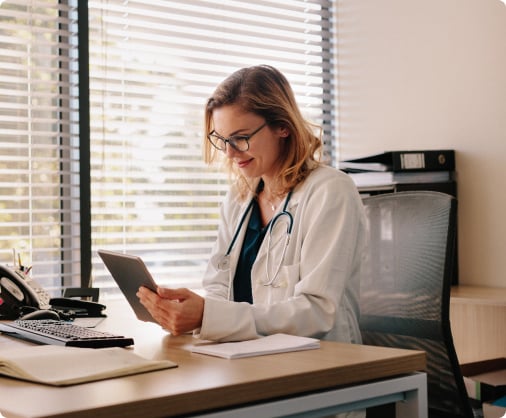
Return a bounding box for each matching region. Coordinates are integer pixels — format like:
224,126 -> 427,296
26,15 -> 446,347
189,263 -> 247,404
336,0 -> 506,287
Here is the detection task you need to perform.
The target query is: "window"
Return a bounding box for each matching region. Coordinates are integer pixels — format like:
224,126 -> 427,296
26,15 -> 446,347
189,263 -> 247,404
0,0 -> 80,294
88,0 -> 337,297
89,0 -> 338,294
0,0 -> 337,298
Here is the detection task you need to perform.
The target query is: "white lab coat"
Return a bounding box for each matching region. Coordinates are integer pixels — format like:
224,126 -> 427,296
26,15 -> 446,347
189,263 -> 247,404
197,165 -> 366,343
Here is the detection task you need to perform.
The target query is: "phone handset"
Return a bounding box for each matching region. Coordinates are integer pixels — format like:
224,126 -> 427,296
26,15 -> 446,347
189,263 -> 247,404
0,264 -> 51,318
13,269 -> 51,309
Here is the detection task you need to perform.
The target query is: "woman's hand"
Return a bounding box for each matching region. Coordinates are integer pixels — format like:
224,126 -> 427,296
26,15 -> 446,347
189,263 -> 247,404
136,286 -> 204,336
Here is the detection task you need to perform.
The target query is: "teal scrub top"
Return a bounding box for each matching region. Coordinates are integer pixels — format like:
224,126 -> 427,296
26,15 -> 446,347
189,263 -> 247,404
233,198 -> 269,303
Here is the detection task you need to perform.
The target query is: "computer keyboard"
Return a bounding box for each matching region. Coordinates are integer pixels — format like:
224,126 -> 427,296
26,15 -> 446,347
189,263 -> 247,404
0,319 -> 134,348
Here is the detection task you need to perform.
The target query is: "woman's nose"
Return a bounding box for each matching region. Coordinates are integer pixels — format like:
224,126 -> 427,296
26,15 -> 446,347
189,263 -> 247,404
225,143 -> 238,158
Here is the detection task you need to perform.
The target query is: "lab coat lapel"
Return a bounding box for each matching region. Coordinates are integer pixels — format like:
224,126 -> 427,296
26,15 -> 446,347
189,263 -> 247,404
227,199 -> 253,291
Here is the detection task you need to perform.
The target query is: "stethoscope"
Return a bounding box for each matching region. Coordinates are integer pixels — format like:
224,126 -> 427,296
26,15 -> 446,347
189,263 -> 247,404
217,190 -> 293,287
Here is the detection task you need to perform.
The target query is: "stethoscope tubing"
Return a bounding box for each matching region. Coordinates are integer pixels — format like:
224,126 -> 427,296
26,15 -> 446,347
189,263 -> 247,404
218,190 -> 293,276
225,199 -> 255,257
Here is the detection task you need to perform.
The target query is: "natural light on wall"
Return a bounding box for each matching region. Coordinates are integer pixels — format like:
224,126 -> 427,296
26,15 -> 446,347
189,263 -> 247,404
88,0 -> 335,296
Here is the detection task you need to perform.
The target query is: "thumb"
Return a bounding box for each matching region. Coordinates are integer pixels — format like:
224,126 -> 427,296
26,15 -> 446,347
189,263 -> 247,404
157,287 -> 191,301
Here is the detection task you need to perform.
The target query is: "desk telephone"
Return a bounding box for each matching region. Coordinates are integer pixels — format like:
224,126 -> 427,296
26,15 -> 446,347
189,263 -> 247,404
0,264 -> 105,320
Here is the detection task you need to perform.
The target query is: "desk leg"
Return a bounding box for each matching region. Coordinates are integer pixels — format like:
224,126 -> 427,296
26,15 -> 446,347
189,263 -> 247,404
395,373 -> 428,418
195,372 -> 428,418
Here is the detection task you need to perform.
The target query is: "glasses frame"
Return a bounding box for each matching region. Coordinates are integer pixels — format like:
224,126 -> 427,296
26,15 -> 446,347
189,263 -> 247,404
207,122 -> 267,152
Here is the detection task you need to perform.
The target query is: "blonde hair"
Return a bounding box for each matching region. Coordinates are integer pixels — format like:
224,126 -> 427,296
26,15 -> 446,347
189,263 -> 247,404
204,65 -> 322,200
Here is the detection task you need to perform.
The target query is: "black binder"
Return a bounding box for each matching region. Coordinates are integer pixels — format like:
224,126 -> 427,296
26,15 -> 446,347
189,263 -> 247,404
340,150 -> 455,172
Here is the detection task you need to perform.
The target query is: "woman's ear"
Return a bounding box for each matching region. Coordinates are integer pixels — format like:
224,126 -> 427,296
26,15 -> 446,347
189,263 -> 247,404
278,126 -> 290,138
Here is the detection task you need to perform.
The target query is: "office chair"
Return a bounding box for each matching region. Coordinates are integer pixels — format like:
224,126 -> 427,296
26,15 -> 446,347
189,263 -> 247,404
359,191 -> 473,418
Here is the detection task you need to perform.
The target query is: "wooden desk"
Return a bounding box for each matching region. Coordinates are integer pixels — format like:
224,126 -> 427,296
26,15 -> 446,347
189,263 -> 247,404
451,285 -> 506,363
0,303 -> 427,418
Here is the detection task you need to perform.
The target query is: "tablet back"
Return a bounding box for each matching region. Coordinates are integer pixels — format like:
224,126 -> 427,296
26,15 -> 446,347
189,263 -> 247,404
98,250 -> 157,323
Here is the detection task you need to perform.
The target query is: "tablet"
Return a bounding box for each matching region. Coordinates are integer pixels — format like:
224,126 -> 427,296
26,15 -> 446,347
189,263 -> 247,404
98,249 -> 157,323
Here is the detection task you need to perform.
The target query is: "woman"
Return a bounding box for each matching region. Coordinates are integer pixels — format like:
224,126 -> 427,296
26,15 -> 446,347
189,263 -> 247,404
137,65 -> 366,344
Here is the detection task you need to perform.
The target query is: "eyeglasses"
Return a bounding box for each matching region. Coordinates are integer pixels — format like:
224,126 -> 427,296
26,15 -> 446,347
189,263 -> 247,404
207,122 -> 267,152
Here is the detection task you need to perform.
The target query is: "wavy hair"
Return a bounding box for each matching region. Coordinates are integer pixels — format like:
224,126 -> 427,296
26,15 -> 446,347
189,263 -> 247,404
204,65 -> 322,200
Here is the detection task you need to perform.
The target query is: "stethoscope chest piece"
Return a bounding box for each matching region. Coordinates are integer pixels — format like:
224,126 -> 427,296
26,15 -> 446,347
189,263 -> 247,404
217,255 -> 230,271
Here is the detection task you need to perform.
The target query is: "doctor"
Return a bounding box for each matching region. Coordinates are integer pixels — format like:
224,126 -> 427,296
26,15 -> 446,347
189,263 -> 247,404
137,65 -> 367,344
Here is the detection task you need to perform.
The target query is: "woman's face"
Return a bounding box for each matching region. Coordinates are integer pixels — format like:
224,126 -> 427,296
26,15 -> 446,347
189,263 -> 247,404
211,104 -> 287,182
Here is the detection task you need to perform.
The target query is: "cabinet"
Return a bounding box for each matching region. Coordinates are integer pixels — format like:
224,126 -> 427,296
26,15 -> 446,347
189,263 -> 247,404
450,285 -> 506,364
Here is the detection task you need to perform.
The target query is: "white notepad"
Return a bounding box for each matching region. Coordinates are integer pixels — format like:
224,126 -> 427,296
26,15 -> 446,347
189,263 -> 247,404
191,333 -> 320,359
0,345 -> 177,386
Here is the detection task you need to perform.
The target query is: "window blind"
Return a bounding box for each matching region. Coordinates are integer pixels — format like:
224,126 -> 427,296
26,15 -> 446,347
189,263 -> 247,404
88,0 -> 336,296
0,0 -> 80,294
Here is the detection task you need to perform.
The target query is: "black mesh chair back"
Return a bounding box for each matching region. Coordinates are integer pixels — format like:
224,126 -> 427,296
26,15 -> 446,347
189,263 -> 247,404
360,191 -> 472,418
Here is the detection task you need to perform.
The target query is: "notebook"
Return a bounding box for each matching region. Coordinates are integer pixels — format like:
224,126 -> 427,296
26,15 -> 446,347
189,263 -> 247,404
0,344 -> 176,386
98,250 -> 157,323
191,334 -> 320,359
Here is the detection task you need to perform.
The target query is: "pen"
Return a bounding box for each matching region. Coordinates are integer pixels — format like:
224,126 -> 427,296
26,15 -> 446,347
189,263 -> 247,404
18,253 -> 23,271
